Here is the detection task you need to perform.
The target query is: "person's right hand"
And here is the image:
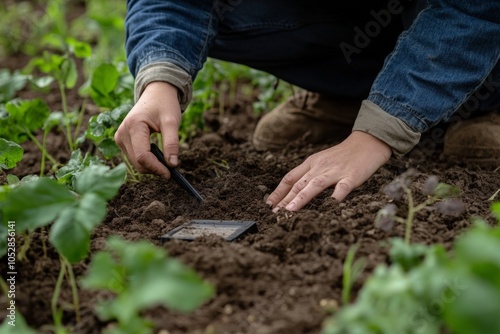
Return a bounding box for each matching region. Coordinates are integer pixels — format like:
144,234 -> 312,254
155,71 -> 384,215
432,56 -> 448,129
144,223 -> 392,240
114,81 -> 181,178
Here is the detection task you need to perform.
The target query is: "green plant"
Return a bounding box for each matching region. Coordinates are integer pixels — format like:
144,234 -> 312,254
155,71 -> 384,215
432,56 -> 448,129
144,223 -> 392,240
323,216 -> 500,334
0,163 -> 126,332
0,138 -> 23,171
81,237 -> 215,334
0,69 -> 29,103
24,38 -> 92,151
0,98 -> 57,174
375,170 -> 465,243
341,244 -> 366,305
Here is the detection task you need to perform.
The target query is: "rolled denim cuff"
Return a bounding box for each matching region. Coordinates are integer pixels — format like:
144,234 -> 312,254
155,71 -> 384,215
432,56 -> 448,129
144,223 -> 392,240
134,62 -> 192,111
353,100 -> 421,156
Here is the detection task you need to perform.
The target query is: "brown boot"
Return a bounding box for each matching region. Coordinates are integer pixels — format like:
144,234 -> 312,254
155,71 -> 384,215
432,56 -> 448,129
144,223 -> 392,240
252,92 -> 360,150
443,110 -> 500,168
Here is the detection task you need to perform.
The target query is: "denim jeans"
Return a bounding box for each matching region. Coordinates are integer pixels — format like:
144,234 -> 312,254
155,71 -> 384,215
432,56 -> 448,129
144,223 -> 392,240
126,0 -> 500,134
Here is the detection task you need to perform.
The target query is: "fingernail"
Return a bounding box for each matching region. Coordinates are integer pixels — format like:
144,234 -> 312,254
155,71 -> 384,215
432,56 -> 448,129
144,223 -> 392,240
266,200 -> 273,206
272,206 -> 280,213
168,155 -> 178,165
286,202 -> 296,211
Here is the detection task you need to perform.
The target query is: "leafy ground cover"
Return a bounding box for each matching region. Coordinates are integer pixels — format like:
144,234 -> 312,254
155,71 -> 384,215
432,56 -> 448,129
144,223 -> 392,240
1,1 -> 499,334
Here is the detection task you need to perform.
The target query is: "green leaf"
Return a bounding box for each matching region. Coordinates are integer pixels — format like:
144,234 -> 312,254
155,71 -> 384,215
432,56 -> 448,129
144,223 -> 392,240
0,98 -> 50,143
73,164 -> 126,200
50,192 -> 107,263
81,237 -> 214,327
66,37 -> 92,58
55,150 -> 105,187
61,58 -> 78,89
2,177 -> 76,230
80,252 -> 124,293
97,138 -> 121,159
91,64 -> 119,95
492,202 -> 500,223
0,69 -> 28,103
0,138 -> 24,169
434,182 -> 461,199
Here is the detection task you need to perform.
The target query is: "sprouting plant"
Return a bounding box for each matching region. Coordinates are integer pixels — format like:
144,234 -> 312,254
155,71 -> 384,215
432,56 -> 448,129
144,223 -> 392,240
0,98 -> 57,174
341,244 -> 366,305
323,221 -> 500,334
81,237 -> 215,334
374,169 -> 465,244
23,38 -> 92,151
0,163 -> 126,332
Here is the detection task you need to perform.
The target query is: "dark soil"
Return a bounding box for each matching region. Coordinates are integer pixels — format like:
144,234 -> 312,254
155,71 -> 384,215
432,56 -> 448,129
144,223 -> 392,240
1,43 -> 499,334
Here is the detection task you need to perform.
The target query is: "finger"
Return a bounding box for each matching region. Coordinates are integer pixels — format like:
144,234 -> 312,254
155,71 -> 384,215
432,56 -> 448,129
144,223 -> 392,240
161,119 -> 180,167
331,178 -> 355,202
129,122 -> 170,178
266,162 -> 310,207
284,174 -> 332,211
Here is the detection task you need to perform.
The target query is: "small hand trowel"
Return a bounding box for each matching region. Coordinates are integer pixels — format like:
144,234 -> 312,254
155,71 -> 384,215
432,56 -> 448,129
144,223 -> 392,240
150,143 -> 203,203
152,143 -> 257,241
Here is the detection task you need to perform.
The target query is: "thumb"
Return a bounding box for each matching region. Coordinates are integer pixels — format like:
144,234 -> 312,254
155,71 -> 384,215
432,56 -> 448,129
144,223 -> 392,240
161,126 -> 180,167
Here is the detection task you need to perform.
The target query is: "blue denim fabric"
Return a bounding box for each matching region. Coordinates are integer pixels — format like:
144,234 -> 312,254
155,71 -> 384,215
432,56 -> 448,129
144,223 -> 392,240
126,0 -> 500,133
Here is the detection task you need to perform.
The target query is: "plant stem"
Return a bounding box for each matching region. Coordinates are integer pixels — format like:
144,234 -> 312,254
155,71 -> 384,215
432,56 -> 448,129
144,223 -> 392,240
52,258 -> 67,329
41,227 -> 48,258
404,187 -> 415,244
58,81 -> 74,151
26,131 -> 58,166
73,96 -> 88,142
40,131 -> 48,177
63,257 -> 81,323
17,231 -> 32,261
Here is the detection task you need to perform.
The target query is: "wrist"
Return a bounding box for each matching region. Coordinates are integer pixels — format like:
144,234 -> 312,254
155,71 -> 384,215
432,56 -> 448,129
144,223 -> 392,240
350,130 -> 392,161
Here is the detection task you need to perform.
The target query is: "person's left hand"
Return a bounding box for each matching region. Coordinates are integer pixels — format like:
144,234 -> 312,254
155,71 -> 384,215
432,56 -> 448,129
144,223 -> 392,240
265,131 -> 392,211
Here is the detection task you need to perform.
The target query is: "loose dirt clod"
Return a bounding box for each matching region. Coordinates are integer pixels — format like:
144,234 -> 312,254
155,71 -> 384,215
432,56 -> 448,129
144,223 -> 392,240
143,200 -> 168,222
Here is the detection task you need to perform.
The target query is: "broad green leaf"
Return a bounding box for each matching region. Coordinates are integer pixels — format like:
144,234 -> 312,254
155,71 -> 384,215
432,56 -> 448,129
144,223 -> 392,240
29,76 -> 55,90
2,177 -> 76,230
50,192 -> 107,263
55,150 -> 105,187
0,138 -> 23,169
81,237 -> 215,326
66,37 -> 92,58
0,98 -> 50,143
6,174 -> 19,185
80,252 -> 124,292
61,58 -> 78,89
97,139 -> 121,159
0,69 -> 28,103
0,223 -> 6,258
73,164 -> 126,200
92,64 -> 119,95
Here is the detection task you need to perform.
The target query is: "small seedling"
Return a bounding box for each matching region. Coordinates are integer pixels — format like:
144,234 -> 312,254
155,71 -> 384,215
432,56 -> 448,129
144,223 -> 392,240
375,169 -> 465,243
81,237 -> 214,334
341,244 -> 366,305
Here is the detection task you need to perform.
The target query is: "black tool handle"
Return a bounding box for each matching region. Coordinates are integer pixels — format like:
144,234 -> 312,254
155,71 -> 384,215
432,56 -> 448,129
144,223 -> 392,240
150,143 -> 203,203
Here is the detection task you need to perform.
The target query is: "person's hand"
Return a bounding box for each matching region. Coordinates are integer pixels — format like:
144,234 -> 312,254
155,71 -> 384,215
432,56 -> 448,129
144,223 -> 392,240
266,131 -> 392,211
114,81 -> 181,178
